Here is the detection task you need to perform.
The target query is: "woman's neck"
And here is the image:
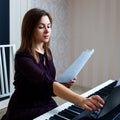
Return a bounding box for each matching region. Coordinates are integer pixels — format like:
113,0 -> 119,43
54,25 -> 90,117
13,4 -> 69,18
35,43 -> 44,54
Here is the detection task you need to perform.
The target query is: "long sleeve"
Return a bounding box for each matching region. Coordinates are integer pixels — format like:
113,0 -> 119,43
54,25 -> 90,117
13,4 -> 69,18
14,51 -> 56,101
4,51 -> 57,120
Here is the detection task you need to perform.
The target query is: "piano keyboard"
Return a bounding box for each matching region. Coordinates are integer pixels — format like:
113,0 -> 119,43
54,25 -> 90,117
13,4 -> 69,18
34,80 -> 116,120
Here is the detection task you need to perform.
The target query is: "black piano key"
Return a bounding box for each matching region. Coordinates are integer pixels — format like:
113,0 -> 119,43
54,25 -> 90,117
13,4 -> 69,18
66,108 -> 80,115
49,114 -> 67,120
49,105 -> 84,120
64,109 -> 79,116
90,109 -> 101,119
68,105 -> 85,113
58,109 -> 78,119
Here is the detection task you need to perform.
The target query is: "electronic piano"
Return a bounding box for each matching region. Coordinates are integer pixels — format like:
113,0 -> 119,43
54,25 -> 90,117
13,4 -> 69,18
34,80 -> 120,120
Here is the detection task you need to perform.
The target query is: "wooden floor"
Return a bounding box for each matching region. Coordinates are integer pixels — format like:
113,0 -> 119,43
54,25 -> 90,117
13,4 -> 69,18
0,85 -> 89,119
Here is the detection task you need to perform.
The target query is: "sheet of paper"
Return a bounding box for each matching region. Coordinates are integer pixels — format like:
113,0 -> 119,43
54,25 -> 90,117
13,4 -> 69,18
57,49 -> 94,83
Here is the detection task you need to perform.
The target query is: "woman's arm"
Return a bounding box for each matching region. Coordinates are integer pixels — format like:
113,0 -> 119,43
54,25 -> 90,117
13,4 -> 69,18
61,77 -> 77,88
53,81 -> 104,111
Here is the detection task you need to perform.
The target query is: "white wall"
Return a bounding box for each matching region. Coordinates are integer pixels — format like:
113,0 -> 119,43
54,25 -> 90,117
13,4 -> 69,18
10,0 -> 31,49
10,0 -> 120,90
72,0 -> 120,87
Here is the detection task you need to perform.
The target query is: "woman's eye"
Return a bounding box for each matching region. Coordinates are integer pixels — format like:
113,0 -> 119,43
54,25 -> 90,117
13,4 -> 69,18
38,24 -> 52,29
48,25 -> 52,28
38,25 -> 44,29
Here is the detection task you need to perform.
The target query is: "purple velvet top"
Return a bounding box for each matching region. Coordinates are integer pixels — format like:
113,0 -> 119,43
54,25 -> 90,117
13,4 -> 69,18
4,50 -> 58,120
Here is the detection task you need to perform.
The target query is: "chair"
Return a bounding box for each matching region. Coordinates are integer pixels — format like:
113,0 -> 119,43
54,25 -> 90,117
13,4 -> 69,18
0,44 -> 15,109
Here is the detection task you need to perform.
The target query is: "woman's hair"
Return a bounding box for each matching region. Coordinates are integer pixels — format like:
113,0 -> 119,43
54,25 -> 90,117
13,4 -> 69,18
17,8 -> 52,63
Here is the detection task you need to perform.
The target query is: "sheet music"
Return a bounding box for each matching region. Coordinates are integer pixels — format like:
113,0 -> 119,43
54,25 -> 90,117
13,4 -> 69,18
57,49 -> 94,83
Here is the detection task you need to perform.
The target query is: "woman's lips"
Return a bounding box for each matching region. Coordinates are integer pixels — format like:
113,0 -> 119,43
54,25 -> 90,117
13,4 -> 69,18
44,35 -> 49,39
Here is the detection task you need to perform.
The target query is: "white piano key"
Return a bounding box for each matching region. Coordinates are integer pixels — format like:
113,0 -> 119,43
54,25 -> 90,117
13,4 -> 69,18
34,102 -> 73,120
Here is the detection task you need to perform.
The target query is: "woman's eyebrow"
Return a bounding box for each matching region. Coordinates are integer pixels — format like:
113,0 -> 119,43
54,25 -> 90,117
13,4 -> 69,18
39,23 -> 51,25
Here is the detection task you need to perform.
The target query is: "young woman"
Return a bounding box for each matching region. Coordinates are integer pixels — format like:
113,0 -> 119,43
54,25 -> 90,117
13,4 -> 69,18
2,8 -> 104,120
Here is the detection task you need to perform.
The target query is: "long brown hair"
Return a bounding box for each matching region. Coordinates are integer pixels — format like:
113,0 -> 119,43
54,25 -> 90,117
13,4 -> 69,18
17,8 -> 52,63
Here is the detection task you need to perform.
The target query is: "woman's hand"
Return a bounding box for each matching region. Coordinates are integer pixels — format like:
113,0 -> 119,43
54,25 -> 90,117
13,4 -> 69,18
53,82 -> 104,111
62,77 -> 77,88
81,95 -> 105,111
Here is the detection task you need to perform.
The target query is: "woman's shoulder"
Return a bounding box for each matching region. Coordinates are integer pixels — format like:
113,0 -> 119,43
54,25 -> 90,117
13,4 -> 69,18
15,51 -> 37,65
15,51 -> 33,59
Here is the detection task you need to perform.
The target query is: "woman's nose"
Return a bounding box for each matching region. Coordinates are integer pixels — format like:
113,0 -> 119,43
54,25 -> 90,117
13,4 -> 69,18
44,27 -> 49,33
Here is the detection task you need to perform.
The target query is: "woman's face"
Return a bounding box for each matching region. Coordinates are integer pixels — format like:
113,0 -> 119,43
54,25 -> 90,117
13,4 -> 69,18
33,15 -> 52,44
